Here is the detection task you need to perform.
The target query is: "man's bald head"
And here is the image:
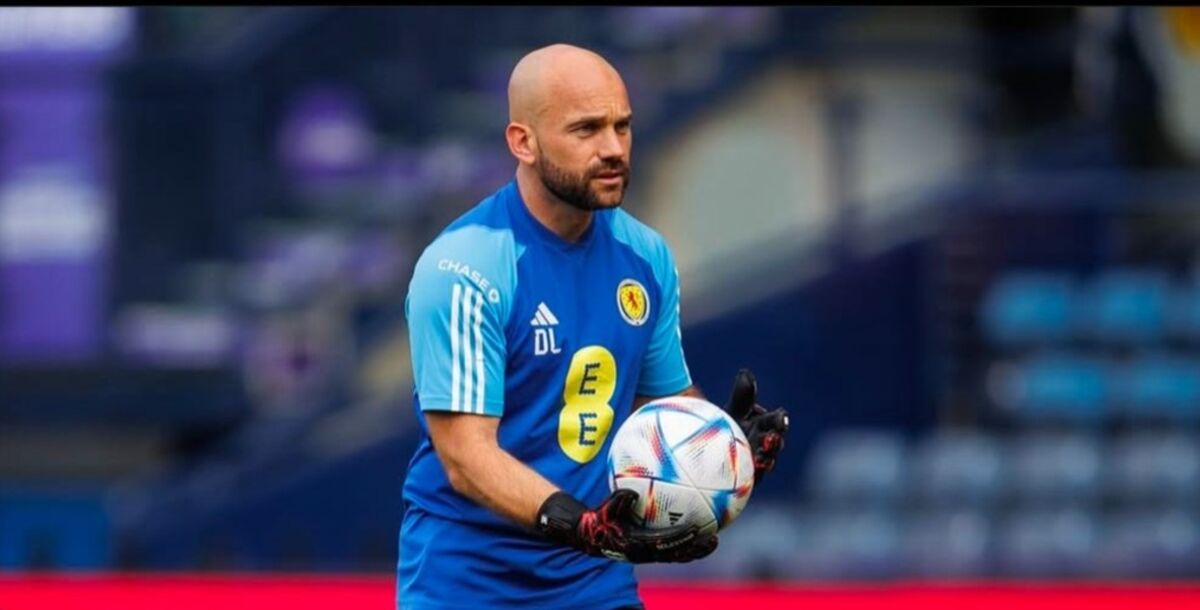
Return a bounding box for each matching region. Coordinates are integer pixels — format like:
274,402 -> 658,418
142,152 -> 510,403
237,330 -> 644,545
508,44 -> 626,127
505,44 -> 633,213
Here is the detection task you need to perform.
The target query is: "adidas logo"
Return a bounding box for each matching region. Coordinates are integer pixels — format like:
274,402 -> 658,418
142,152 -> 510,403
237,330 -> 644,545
668,511 -> 684,525
530,302 -> 560,327
531,302 -> 562,356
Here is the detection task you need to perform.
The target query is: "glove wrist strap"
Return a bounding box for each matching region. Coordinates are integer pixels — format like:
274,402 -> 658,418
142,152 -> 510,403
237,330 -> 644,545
535,491 -> 588,548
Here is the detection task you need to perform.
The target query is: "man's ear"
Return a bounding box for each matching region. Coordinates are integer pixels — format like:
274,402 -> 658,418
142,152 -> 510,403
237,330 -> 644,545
506,122 -> 537,166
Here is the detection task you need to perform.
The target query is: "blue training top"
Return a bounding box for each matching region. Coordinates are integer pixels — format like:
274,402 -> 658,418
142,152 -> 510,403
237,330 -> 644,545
398,178 -> 692,610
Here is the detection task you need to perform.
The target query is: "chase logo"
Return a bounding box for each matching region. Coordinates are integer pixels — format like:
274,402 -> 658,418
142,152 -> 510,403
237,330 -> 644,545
616,279 -> 649,326
437,259 -> 501,303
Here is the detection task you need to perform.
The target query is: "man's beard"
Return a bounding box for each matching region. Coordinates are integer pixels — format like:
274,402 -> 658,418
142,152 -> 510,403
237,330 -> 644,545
536,154 -> 630,211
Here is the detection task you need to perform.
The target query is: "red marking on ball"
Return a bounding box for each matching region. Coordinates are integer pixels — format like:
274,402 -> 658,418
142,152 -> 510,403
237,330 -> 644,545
623,465 -> 653,478
644,480 -> 659,521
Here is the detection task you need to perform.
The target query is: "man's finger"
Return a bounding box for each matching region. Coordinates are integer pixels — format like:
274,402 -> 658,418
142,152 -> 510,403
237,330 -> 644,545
606,489 -> 639,521
695,532 -> 719,559
758,408 -> 789,434
760,432 -> 784,456
726,368 -> 758,419
678,532 -> 719,563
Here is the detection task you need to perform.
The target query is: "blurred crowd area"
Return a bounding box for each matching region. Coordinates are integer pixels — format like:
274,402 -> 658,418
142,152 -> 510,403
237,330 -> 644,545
3,6 -> 1200,580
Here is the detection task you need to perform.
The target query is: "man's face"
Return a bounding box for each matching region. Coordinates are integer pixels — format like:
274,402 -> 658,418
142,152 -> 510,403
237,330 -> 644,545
532,72 -> 632,211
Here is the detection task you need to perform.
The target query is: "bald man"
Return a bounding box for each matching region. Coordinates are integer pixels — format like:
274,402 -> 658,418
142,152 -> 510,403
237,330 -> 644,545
399,44 -> 789,610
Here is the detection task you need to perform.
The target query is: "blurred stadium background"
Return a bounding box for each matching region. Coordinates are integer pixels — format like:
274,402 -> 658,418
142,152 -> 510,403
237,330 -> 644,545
4,5 -> 1200,608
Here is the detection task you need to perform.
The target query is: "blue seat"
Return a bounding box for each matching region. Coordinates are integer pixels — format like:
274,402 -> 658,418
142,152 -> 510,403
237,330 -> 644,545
980,272 -> 1075,347
1096,509 -> 1200,577
1168,283 -> 1200,342
1078,270 -> 1170,346
910,431 -> 1006,508
996,506 -> 1099,577
806,430 -> 907,507
991,352 -> 1111,422
902,509 -> 993,577
1118,354 -> 1200,423
796,508 -> 903,579
1104,431 -> 1200,503
1009,431 -> 1102,504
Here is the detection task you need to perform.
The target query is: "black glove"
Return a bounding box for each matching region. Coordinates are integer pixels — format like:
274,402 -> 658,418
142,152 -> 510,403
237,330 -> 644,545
535,489 -> 718,563
724,368 -> 789,484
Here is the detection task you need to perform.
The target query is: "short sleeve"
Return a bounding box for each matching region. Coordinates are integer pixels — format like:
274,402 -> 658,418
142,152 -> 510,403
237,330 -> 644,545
406,226 -> 516,416
636,239 -> 693,397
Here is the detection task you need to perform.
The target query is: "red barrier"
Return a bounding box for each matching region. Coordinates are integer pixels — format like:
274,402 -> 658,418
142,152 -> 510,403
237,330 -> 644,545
2,574 -> 1199,609
643,580 -> 1200,609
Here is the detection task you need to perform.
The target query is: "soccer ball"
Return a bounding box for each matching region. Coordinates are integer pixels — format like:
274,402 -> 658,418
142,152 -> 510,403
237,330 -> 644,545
607,396 -> 755,535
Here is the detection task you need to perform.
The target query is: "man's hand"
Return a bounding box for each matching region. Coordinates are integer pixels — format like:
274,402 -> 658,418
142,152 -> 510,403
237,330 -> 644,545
535,489 -> 718,563
725,368 -> 789,484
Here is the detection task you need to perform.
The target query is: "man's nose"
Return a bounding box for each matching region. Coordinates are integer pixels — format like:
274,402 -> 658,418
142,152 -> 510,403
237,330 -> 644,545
597,127 -> 626,161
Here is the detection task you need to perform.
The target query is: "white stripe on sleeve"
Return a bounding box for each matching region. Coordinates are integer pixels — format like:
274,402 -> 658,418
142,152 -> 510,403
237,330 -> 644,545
460,286 -> 475,414
449,283 -> 461,412
472,290 -> 486,414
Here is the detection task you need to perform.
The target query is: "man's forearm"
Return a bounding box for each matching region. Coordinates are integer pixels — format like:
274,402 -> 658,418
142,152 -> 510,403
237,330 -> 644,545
444,442 -> 559,528
427,412 -> 561,529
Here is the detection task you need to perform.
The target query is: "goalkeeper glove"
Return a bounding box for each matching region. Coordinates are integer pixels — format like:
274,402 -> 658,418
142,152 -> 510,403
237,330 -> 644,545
535,488 -> 718,563
724,368 -> 789,484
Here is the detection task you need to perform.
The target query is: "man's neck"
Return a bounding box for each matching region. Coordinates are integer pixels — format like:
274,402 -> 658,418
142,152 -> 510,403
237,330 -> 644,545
515,166 -> 593,244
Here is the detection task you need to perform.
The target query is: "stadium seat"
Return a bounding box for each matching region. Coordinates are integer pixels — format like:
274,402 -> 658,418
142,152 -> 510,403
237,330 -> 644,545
989,351 -> 1111,422
1008,431 -> 1102,504
1117,354 -> 1200,423
806,430 -> 908,507
1078,269 -> 1171,346
792,507 -> 903,580
979,271 -> 1075,347
1168,282 -> 1200,343
1103,430 -> 1200,504
902,509 -> 994,577
996,506 -> 1099,577
910,431 -> 1006,508
1095,509 -> 1200,577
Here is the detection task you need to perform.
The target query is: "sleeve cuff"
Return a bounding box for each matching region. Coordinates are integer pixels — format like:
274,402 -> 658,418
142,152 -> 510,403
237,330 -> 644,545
417,396 -> 504,417
635,374 -> 694,399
